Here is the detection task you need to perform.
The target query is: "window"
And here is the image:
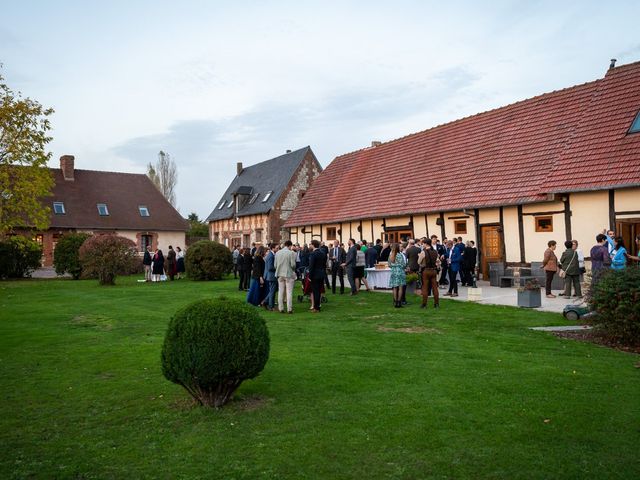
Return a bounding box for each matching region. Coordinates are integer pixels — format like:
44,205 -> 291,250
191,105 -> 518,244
139,206 -> 150,217
454,220 -> 467,234
249,193 -> 259,204
227,199 -> 234,208
262,191 -> 273,202
535,216 -> 553,232
218,200 -> 225,210
97,203 -> 109,216
141,234 -> 152,251
53,202 -> 65,215
326,227 -> 337,240
629,110 -> 640,134
255,229 -> 263,242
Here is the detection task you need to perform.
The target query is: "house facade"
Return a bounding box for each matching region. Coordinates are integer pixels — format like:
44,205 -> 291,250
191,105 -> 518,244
15,155 -> 188,267
207,147 -> 322,247
285,61 -> 640,278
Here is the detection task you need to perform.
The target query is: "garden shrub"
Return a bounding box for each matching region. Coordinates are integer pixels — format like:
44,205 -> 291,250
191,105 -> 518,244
53,232 -> 91,279
185,240 -> 233,280
589,268 -> 640,345
0,236 -> 42,278
161,298 -> 270,408
78,234 -> 138,285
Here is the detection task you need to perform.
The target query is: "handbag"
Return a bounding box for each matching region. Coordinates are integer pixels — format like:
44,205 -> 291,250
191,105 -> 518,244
559,251 -> 577,279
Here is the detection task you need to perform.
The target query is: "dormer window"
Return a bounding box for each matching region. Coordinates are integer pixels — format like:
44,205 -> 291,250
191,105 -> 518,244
218,200 -> 225,210
262,191 -> 273,203
53,202 -> 65,215
227,199 -> 234,208
139,206 -> 150,217
97,203 -> 109,216
249,193 -> 259,204
629,110 -> 640,134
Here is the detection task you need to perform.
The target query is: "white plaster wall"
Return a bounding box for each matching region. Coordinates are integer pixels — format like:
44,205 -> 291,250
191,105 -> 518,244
501,207 -> 521,263
615,187 -> 640,211
479,208 -> 500,224
570,191 -> 609,252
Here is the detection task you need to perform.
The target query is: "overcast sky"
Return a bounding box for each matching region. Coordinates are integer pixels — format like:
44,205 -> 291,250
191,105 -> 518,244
2,1 -> 639,218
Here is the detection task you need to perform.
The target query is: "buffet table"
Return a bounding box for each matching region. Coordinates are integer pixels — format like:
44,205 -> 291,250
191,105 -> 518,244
365,267 -> 392,289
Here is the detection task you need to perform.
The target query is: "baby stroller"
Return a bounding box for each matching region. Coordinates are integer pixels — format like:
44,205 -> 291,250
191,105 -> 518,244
297,268 -> 328,304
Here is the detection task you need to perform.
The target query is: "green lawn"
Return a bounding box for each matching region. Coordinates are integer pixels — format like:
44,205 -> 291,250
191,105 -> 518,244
1,277 -> 638,479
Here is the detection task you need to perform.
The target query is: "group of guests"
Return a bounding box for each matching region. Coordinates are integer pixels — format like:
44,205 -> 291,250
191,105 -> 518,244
542,230 -> 640,298
142,245 -> 185,282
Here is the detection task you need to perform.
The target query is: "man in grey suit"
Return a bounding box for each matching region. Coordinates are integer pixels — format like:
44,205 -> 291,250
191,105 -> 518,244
341,238 -> 358,295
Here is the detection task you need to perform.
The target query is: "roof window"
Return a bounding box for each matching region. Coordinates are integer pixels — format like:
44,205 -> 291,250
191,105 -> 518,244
629,110 -> 640,134
227,199 -> 234,208
218,200 -> 225,210
262,191 -> 273,203
249,193 -> 259,204
53,202 -> 65,215
97,203 -> 109,216
139,206 -> 150,217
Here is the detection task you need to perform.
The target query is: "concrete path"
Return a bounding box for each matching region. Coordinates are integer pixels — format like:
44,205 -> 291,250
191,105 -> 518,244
529,325 -> 592,332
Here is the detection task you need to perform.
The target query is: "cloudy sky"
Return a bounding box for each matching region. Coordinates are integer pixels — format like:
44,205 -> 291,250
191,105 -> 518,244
2,1 -> 639,218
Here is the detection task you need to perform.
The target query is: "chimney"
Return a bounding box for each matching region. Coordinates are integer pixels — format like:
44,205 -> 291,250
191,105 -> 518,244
286,149 -> 292,153
236,162 -> 243,176
609,58 -> 617,70
60,155 -> 75,181
371,141 -> 382,147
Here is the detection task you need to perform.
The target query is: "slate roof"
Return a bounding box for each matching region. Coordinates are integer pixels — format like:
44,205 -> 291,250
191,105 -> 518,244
206,146 -> 313,222
285,61 -> 640,227
49,169 -> 188,231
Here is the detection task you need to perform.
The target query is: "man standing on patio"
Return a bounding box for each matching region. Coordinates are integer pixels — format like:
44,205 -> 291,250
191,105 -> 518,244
275,240 -> 297,313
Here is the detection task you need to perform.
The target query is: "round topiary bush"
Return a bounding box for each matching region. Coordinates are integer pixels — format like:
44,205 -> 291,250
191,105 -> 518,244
161,298 -> 270,408
53,232 -> 91,279
78,234 -> 138,285
184,240 -> 233,280
589,268 -> 640,345
0,236 -> 42,278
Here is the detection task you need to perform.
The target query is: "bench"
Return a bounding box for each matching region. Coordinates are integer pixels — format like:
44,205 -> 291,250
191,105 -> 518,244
499,276 -> 537,288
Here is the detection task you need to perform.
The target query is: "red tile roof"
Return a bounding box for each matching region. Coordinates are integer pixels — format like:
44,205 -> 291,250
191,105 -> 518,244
49,169 -> 188,231
285,61 -> 640,227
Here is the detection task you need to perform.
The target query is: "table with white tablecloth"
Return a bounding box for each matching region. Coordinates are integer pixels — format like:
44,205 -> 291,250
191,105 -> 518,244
365,268 -> 392,289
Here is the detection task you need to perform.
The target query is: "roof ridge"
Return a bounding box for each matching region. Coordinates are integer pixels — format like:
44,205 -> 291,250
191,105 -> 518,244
604,59 -> 640,76
48,167 -> 147,177
240,146 -> 310,171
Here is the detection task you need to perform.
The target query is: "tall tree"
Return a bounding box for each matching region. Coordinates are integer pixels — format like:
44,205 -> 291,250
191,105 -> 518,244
146,150 -> 177,207
0,68 -> 54,233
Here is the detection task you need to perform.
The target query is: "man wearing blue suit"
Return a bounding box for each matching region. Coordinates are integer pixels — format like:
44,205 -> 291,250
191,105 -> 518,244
308,240 -> 328,312
261,243 -> 279,311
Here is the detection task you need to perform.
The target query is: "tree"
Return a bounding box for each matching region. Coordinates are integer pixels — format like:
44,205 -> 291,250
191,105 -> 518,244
186,212 -> 209,238
147,150 -> 177,207
0,67 -> 54,234
53,232 -> 91,279
79,234 -> 138,285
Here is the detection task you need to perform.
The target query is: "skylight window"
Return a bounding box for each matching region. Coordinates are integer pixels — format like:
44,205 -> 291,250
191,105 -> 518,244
262,191 -> 273,203
227,199 -> 234,208
629,110 -> 640,134
139,206 -> 150,217
218,200 -> 225,210
249,193 -> 259,204
53,202 -> 65,215
97,203 -> 109,216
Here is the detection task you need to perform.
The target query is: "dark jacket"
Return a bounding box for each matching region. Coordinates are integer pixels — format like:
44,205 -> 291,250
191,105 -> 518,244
345,245 -> 358,268
143,250 -> 152,266
251,256 -> 265,279
462,246 -> 477,269
365,247 -> 378,268
308,249 -> 328,280
167,248 -> 176,271
405,245 -> 420,271
242,252 -> 253,272
379,246 -> 391,262
559,248 -> 580,276
152,252 -> 164,275
329,245 -> 346,268
264,251 -> 276,282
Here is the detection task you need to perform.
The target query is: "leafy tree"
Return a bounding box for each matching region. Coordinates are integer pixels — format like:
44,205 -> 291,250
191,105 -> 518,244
147,150 -> 177,207
0,67 -> 55,233
184,240 -> 232,280
186,212 -> 209,238
79,234 -> 138,285
53,232 -> 91,279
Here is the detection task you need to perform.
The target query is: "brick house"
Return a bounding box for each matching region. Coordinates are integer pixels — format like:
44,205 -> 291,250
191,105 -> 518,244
15,155 -> 188,267
285,60 -> 640,277
207,147 -> 322,247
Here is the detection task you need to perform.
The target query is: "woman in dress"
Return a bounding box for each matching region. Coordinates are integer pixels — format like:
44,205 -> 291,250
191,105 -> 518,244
166,246 -> 177,281
388,243 -> 407,308
152,249 -> 165,282
175,246 -> 185,279
246,246 -> 266,306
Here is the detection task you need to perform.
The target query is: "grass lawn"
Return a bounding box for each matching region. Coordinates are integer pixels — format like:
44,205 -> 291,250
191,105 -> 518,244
1,276 -> 639,479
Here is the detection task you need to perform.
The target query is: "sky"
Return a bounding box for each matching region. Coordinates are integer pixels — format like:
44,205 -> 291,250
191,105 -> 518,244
2,1 -> 639,219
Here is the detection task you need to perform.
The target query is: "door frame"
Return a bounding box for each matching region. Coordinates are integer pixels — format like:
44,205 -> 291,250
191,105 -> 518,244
479,223 -> 504,279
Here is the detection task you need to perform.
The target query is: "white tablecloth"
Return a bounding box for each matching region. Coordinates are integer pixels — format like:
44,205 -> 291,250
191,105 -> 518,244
365,268 -> 392,289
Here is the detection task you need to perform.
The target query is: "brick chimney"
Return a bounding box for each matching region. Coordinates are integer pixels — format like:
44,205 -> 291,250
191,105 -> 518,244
60,155 -> 75,181
371,141 -> 382,147
237,162 -> 243,176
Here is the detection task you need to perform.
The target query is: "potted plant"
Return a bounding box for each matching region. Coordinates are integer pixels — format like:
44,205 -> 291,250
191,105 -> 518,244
405,272 -> 420,295
517,278 -> 542,308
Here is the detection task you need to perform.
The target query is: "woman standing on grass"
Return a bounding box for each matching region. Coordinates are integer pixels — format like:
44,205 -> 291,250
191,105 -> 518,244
175,246 -> 185,279
152,249 -> 165,282
388,243 -> 407,308
247,246 -> 266,306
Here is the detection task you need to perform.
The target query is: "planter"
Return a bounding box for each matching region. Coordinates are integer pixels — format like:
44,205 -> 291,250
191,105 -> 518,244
406,283 -> 417,296
517,288 -> 542,308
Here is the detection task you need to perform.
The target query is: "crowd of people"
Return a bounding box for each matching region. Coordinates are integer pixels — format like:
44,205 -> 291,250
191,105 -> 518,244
142,245 -> 185,282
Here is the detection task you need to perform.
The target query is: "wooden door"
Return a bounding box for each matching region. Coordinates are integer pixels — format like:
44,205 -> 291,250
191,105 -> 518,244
617,221 -> 640,256
481,226 -> 503,279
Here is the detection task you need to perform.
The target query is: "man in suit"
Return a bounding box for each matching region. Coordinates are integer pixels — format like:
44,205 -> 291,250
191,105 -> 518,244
405,239 -> 421,273
329,240 -> 346,294
261,243 -> 279,310
275,240 -> 297,313
308,240 -> 327,312
432,235 -> 448,286
462,241 -> 477,286
379,242 -> 391,262
365,243 -> 378,268
341,238 -> 358,295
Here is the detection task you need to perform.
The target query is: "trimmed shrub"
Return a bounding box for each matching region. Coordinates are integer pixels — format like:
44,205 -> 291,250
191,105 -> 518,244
161,298 -> 270,408
185,240 -> 233,280
589,268 -> 640,345
79,234 -> 138,285
53,232 -> 91,279
0,236 -> 42,279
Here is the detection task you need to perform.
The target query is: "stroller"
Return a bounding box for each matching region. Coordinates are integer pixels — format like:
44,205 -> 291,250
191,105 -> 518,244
297,268 -> 328,304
